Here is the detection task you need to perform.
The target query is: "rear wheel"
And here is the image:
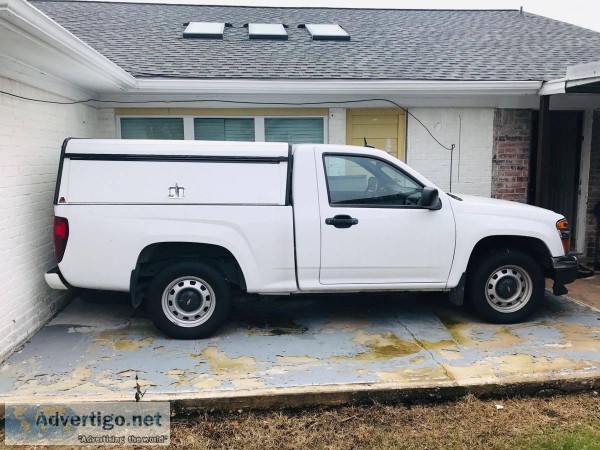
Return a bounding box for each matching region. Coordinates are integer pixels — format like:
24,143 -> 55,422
147,261 -> 230,339
467,249 -> 544,323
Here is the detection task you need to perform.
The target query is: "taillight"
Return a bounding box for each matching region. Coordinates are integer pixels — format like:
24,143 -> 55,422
53,216 -> 69,263
556,218 -> 570,254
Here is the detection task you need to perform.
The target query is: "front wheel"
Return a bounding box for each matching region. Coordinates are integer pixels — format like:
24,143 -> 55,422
467,249 -> 544,324
147,261 -> 231,339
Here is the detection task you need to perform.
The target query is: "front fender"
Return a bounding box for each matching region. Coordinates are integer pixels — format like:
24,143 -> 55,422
446,210 -> 564,288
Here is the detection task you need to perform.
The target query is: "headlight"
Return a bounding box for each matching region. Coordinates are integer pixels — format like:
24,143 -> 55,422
556,218 -> 570,254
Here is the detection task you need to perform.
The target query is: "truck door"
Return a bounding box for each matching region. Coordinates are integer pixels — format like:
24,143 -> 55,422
317,151 -> 455,285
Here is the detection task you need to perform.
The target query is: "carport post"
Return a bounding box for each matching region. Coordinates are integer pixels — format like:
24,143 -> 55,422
535,95 -> 550,206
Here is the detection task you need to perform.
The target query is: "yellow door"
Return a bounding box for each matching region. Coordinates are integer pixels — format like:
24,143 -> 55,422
346,108 -> 406,161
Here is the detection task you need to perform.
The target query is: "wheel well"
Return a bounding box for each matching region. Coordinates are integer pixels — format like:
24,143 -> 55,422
130,242 -> 246,307
467,236 -> 553,275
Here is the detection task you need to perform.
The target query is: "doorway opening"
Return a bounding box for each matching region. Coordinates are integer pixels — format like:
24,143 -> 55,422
529,110 -> 583,246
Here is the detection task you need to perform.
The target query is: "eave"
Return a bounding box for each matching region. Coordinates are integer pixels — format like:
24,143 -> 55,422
539,61 -> 600,95
0,0 -> 136,99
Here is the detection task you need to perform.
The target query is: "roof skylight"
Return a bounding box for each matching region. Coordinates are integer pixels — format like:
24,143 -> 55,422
183,22 -> 225,39
248,23 -> 288,40
304,24 -> 350,41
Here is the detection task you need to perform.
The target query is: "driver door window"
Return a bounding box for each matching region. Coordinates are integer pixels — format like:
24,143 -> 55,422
324,155 -> 423,207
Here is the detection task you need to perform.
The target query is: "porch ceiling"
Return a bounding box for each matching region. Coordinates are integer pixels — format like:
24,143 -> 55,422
566,80 -> 600,94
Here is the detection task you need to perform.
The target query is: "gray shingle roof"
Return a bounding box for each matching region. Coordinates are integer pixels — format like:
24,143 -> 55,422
30,0 -> 600,81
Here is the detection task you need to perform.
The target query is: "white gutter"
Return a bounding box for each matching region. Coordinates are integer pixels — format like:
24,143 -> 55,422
539,60 -> 600,95
0,0 -> 136,92
539,77 -> 600,95
538,78 -> 566,95
134,79 -> 543,96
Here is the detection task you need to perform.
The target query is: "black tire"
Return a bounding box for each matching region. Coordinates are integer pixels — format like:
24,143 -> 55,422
467,248 -> 544,324
147,260 -> 231,339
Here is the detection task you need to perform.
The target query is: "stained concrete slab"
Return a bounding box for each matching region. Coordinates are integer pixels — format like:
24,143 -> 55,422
1,291 -> 600,410
564,275 -> 600,310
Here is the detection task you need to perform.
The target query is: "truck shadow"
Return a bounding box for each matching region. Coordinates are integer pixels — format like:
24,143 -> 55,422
75,288 -> 574,339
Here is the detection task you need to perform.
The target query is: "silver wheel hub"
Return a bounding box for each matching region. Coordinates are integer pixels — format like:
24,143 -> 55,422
161,276 -> 216,327
485,265 -> 532,313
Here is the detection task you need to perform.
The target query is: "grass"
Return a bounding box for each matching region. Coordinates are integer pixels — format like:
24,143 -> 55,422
516,428 -> 600,450
2,392 -> 599,449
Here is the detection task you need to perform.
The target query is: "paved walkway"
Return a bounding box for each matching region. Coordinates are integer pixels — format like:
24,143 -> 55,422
1,292 -> 599,409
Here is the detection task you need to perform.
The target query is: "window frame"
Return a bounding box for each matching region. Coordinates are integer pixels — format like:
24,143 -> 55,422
263,116 -> 327,145
248,23 -> 288,40
193,117 -> 257,142
321,152 -> 432,210
117,114 -> 328,143
304,24 -> 350,41
118,116 -> 187,140
183,22 -> 226,39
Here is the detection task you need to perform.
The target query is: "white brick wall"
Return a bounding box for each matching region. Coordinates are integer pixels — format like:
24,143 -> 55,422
97,108 -> 117,138
328,108 -> 346,145
0,76 -> 103,361
407,108 -> 494,197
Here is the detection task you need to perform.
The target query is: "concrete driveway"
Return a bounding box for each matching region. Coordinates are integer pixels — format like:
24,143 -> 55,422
1,291 -> 599,410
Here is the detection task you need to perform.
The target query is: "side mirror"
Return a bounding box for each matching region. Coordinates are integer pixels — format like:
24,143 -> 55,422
421,187 -> 441,210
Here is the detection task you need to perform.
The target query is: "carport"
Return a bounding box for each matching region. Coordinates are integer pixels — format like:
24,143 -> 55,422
536,61 -> 600,256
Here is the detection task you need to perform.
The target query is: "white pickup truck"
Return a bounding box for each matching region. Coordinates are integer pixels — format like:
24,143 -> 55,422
45,139 -> 578,338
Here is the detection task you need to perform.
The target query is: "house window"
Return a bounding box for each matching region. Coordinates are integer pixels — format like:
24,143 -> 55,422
265,118 -> 324,144
118,115 -> 326,143
120,118 -> 184,140
194,118 -> 255,141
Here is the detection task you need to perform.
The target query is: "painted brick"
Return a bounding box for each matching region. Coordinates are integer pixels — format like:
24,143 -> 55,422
491,109 -> 532,203
0,76 -> 104,362
407,108 -> 494,196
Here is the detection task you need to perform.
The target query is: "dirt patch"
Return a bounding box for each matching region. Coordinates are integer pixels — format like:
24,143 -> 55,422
153,393 -> 600,450
2,392 -> 599,449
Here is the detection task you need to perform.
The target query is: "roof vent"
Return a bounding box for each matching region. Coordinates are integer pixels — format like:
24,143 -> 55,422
248,23 -> 288,40
183,22 -> 227,39
301,23 -> 350,41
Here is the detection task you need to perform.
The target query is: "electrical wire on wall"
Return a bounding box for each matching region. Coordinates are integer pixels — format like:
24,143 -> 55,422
447,115 -> 462,192
0,90 -> 456,153
457,115 -> 462,189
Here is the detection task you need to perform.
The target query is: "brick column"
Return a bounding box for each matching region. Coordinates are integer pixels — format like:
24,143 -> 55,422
491,109 -> 532,203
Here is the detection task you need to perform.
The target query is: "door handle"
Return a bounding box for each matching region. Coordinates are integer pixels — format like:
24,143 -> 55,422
325,215 -> 359,228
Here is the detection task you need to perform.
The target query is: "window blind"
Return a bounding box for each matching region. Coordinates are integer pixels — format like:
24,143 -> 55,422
194,118 -> 255,141
265,118 -> 324,144
120,118 -> 184,140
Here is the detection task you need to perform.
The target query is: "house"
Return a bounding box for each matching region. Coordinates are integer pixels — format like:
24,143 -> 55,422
1,0 -> 600,360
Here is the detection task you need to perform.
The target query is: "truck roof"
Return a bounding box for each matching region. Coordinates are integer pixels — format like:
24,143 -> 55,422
64,139 -> 290,158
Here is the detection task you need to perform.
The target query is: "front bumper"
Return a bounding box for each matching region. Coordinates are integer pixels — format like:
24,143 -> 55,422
45,266 -> 69,290
551,254 -> 579,286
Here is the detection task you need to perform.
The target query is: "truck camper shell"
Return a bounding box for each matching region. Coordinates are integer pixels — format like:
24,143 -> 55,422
55,139 -> 291,206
